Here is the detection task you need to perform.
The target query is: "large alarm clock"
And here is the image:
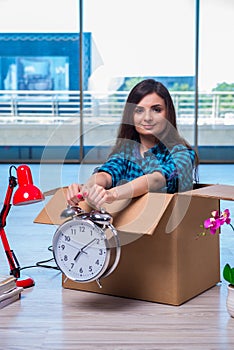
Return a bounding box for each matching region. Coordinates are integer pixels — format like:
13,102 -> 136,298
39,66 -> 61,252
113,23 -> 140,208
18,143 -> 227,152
52,206 -> 121,287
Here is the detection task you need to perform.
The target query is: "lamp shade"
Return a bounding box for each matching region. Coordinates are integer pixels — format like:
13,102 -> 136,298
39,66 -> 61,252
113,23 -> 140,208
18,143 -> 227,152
13,165 -> 45,206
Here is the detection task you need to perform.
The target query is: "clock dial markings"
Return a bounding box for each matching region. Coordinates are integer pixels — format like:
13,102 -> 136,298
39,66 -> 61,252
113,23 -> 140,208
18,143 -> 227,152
53,215 -> 120,282
56,225 -> 106,278
73,238 -> 97,261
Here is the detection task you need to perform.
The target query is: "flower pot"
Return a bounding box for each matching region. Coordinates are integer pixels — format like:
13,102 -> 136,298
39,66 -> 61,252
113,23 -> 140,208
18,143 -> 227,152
226,284 -> 234,317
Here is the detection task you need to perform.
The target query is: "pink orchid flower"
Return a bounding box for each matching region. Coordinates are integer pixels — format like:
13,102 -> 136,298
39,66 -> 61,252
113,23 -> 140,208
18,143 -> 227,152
219,209 -> 231,225
204,217 -> 222,234
203,209 -> 232,235
199,209 -> 233,238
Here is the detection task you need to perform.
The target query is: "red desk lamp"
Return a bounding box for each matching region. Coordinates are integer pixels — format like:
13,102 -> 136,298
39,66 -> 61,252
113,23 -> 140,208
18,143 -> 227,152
0,165 -> 44,288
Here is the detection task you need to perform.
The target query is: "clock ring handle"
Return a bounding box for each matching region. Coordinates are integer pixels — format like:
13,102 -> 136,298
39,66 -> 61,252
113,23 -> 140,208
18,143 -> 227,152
101,223 -> 121,279
60,205 -> 84,219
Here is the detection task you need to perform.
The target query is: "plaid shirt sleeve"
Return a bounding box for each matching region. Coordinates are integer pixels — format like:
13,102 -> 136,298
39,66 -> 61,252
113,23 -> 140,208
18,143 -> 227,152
94,144 -> 196,193
158,145 -> 195,193
94,154 -> 129,187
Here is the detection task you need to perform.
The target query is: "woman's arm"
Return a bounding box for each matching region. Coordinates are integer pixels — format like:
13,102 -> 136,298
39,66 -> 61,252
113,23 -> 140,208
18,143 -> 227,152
109,171 -> 166,200
81,171 -> 166,209
67,170 -> 166,209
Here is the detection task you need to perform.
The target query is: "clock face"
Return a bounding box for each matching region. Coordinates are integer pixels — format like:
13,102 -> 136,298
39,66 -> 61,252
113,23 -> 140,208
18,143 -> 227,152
53,218 -> 110,282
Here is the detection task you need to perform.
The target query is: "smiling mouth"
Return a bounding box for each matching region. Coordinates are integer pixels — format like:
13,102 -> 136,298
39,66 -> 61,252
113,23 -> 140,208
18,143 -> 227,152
141,124 -> 156,129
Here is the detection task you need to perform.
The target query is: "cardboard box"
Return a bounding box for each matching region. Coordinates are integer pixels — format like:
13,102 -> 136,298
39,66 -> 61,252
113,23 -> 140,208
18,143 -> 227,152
34,184 -> 234,305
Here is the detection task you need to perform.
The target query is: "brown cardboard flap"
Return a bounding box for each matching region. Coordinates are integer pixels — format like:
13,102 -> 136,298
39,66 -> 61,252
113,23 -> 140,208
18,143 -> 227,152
43,187 -> 64,196
189,184 -> 234,201
34,187 -> 91,226
106,192 -> 173,235
34,187 -> 173,235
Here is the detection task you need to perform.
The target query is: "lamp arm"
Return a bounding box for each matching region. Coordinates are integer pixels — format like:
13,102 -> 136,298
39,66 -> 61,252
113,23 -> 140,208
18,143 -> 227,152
0,175 -> 17,228
0,174 -> 20,278
0,227 -> 20,278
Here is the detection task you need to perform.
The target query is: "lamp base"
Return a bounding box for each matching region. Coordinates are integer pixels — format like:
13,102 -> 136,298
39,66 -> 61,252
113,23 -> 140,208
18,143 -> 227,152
16,276 -> 35,289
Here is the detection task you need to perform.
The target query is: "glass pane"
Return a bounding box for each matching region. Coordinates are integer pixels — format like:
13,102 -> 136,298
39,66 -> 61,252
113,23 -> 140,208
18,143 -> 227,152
83,0 -> 196,163
0,0 -> 81,163
199,0 -> 234,161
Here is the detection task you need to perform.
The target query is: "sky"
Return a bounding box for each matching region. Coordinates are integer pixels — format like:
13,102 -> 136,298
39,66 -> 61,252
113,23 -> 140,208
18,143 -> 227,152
0,0 -> 233,91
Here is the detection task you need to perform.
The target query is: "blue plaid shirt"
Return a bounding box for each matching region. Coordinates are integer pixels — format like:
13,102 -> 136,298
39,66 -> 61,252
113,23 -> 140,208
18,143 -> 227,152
95,141 -> 196,193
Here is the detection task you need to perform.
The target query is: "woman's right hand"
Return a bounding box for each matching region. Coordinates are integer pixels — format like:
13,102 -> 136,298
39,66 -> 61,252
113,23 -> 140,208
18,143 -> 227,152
66,172 -> 113,208
66,183 -> 84,206
66,182 -> 117,210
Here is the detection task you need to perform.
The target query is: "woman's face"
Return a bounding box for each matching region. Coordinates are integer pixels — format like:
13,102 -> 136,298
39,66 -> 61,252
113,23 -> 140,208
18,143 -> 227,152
133,92 -> 167,141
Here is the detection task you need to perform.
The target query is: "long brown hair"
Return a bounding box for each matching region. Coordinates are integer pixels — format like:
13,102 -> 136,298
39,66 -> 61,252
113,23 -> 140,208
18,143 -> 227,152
111,79 -> 196,149
110,79 -> 199,177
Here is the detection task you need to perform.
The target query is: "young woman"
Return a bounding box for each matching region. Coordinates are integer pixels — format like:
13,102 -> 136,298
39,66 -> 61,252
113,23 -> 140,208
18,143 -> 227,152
67,79 -> 198,209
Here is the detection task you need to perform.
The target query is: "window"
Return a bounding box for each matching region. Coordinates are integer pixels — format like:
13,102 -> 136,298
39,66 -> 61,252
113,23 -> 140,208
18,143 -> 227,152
0,0 -> 233,163
83,0 -> 196,162
198,0 -> 234,162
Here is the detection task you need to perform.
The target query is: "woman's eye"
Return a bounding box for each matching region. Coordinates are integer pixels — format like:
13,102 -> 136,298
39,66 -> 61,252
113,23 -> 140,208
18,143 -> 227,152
151,106 -> 162,113
135,107 -> 144,114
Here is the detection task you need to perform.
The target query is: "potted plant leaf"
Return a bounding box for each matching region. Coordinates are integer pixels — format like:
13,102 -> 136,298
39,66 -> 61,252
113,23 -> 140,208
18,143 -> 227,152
223,263 -> 234,317
223,263 -> 234,285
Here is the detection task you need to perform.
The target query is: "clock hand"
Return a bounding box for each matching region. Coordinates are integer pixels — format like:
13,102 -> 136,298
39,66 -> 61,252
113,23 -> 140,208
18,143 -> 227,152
59,238 -> 88,262
80,238 -> 97,253
73,249 -> 83,261
73,238 -> 97,261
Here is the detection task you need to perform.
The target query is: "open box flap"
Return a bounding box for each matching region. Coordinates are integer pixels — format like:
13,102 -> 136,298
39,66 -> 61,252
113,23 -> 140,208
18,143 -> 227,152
34,187 -> 174,235
105,192 -> 173,235
43,187 -> 63,196
34,187 -> 89,226
187,184 -> 234,201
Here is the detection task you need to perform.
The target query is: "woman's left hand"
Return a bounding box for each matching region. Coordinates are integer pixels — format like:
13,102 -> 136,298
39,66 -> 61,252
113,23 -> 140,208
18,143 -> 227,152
82,184 -> 117,210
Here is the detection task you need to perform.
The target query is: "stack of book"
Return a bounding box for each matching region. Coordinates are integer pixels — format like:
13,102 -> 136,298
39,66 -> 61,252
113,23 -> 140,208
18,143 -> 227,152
0,275 -> 23,309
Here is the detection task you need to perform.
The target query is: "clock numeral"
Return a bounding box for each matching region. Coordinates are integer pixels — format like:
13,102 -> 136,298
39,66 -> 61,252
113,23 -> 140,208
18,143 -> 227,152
79,226 -> 85,232
61,244 -> 65,250
79,267 -> 83,274
89,266 -> 93,272
64,235 -> 71,242
71,228 -> 76,235
99,249 -> 103,255
96,239 -> 100,245
70,263 -> 74,270
64,255 -> 68,261
95,259 -> 100,265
